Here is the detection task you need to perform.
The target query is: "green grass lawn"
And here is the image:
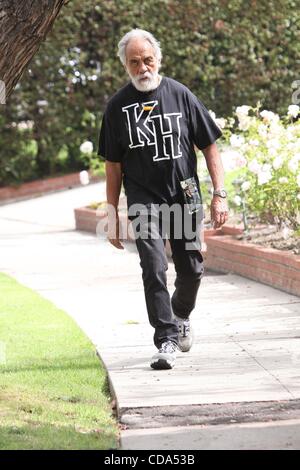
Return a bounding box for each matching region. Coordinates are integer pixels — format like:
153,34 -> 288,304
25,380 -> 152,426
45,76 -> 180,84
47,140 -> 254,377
0,273 -> 119,450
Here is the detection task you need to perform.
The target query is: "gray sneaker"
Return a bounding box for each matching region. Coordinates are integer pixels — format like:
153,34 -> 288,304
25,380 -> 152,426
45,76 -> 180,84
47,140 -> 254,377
150,341 -> 178,370
175,316 -> 193,352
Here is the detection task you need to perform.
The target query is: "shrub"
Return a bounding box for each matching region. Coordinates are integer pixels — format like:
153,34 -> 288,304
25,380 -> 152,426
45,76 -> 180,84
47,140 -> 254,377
203,104 -> 300,229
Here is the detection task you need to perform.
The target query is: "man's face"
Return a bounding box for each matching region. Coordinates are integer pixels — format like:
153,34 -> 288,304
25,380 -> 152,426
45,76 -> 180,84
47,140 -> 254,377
125,38 -> 160,92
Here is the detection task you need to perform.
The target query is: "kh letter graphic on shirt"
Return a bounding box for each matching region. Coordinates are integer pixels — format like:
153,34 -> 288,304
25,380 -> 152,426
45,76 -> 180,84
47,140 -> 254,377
122,100 -> 183,161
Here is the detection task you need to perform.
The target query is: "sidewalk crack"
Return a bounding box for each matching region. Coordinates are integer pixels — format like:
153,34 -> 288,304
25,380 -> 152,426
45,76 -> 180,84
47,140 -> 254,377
232,339 -> 296,400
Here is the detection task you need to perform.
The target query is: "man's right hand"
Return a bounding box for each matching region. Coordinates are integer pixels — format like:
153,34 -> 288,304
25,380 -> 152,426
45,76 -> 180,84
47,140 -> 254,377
105,161 -> 124,249
107,216 -> 124,250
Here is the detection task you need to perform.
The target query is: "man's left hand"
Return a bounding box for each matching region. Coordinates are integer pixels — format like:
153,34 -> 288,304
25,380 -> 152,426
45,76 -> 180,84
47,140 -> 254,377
210,196 -> 229,229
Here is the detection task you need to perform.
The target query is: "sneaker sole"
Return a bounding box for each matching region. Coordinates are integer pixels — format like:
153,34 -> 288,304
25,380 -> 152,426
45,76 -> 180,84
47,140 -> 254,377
150,358 -> 174,370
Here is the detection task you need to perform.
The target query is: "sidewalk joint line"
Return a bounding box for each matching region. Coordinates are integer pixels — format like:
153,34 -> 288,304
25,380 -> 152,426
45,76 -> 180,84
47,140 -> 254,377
204,316 -> 297,400
232,339 -> 296,400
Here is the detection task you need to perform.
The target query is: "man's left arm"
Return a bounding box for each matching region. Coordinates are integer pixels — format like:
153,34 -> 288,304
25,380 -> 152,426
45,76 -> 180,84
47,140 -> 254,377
201,142 -> 229,229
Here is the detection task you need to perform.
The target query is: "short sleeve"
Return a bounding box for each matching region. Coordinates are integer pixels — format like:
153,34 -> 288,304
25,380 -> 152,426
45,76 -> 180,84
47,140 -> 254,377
188,93 -> 222,150
97,109 -> 124,162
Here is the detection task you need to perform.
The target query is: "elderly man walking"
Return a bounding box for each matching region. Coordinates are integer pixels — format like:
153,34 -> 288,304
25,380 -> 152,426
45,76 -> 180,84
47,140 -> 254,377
98,29 -> 228,370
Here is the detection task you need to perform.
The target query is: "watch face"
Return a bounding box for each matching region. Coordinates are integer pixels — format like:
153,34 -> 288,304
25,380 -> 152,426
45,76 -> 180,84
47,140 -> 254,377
214,190 -> 227,198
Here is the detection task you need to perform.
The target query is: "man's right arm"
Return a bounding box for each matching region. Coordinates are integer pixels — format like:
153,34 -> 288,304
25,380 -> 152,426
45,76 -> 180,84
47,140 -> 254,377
105,161 -> 124,250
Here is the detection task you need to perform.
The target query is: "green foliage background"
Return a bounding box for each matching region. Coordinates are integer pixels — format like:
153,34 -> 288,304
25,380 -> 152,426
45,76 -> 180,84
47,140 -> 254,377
0,0 -> 299,185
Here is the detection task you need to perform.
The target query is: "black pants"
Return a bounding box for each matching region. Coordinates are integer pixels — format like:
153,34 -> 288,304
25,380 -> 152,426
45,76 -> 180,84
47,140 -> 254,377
130,203 -> 204,348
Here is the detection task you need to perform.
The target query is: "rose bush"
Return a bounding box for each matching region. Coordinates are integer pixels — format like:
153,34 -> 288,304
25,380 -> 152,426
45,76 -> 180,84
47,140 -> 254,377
200,104 -> 300,230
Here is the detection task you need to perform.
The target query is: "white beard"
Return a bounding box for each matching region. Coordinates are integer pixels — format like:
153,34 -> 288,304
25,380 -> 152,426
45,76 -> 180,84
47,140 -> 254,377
129,70 -> 160,92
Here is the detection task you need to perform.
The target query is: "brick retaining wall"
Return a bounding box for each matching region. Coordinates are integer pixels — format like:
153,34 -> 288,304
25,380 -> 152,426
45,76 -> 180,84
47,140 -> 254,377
204,234 -> 300,297
0,171 -> 102,204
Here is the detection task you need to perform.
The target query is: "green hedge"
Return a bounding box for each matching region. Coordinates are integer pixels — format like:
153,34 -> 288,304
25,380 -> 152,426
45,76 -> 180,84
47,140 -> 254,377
1,0 -> 298,186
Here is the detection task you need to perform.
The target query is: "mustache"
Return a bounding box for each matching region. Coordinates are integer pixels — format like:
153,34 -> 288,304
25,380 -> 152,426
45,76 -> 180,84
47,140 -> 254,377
136,71 -> 154,81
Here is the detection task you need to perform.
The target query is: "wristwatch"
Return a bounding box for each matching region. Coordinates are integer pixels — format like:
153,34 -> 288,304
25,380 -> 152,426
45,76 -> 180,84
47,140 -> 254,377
213,189 -> 227,198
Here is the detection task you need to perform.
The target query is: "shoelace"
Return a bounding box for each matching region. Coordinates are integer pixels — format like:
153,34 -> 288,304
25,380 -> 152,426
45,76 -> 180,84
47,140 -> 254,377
178,320 -> 190,337
160,342 -> 177,353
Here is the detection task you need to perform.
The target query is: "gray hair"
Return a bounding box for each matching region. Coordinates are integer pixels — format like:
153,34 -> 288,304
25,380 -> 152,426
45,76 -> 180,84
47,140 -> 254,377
117,29 -> 162,66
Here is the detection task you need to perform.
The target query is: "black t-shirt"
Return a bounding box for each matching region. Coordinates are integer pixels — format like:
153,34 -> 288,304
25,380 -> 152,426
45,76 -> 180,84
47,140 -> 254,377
98,76 -> 222,208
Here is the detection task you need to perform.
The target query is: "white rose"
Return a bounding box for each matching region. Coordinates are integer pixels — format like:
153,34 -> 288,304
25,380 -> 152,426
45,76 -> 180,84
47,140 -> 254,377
215,117 -> 226,129
262,163 -> 272,172
236,154 -> 247,168
236,105 -> 251,116
268,121 -> 282,137
268,148 -> 278,158
297,193 -> 300,201
230,134 -> 245,147
260,110 -> 271,120
79,170 -> 90,185
209,111 -> 226,130
273,156 -> 284,170
266,138 -> 281,150
260,110 -> 279,123
257,169 -> 272,185
288,158 -> 299,174
221,150 -> 244,171
286,142 -> 298,151
233,195 -> 242,206
258,123 -> 268,138
249,139 -> 259,146
279,177 -> 288,184
248,159 -> 261,174
238,115 -> 251,131
286,128 -> 295,140
288,105 -> 300,118
241,181 -> 251,191
80,141 -> 93,154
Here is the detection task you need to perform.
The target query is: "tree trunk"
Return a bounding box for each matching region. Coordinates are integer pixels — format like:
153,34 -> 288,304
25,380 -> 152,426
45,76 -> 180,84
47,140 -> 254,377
0,0 -> 68,100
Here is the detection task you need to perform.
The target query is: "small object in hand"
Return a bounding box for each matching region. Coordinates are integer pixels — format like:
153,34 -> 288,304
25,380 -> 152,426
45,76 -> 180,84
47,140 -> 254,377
180,176 -> 202,214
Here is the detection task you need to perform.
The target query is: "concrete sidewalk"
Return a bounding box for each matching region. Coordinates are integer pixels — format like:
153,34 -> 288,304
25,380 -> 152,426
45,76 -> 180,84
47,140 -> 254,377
0,183 -> 300,450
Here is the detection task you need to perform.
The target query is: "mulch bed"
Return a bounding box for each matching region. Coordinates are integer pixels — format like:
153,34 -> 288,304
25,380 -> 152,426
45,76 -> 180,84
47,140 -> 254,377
236,224 -> 300,255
